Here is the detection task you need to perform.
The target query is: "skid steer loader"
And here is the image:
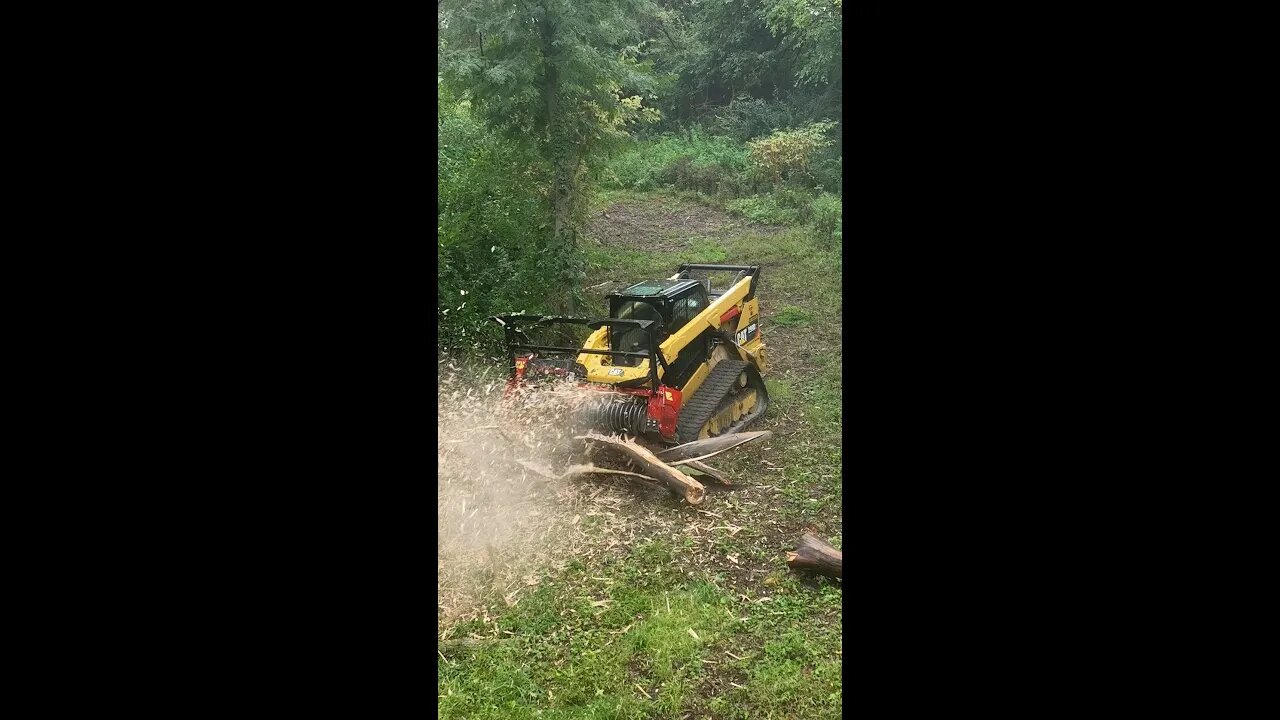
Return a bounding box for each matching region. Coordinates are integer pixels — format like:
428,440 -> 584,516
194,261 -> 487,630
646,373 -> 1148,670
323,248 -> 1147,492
493,263 -> 769,444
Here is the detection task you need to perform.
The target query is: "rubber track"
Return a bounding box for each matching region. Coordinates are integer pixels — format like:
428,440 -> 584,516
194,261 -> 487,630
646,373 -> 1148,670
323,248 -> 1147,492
676,360 -> 750,443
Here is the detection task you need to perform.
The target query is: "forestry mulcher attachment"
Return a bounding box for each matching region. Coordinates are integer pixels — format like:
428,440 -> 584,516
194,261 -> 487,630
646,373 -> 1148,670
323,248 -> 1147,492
493,264 -> 770,445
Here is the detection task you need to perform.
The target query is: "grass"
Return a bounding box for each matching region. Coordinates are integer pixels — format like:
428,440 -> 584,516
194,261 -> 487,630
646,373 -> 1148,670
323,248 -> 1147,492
441,187 -> 842,719
439,539 -> 842,720
773,307 -> 811,327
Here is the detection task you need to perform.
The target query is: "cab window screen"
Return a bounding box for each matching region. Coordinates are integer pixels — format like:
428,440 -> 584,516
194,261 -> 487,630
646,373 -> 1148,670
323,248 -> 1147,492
670,289 -> 707,332
670,298 -> 690,330
610,301 -> 659,366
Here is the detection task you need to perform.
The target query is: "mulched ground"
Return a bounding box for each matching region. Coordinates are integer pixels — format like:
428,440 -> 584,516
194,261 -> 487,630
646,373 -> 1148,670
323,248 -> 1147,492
584,196 -> 783,250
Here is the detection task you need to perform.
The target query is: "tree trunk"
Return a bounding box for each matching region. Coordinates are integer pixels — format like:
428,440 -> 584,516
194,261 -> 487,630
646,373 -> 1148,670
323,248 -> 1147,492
541,16 -> 579,316
786,533 -> 842,579
553,151 -> 581,315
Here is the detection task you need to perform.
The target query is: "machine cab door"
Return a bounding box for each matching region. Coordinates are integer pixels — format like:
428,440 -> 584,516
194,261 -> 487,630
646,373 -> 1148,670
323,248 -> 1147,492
663,284 -> 711,388
609,299 -> 662,367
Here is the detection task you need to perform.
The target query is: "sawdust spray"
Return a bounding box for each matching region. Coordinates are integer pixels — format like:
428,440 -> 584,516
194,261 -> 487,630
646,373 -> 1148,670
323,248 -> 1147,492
436,357 -> 602,629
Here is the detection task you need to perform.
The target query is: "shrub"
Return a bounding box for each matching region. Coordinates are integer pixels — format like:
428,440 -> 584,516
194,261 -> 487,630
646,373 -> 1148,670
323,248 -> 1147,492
773,187 -> 811,212
747,121 -> 837,188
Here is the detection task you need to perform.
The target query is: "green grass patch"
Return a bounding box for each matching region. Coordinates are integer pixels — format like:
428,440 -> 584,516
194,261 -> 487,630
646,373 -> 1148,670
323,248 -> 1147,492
685,237 -> 728,263
773,306 -> 811,327
726,194 -> 801,225
583,244 -> 661,282
764,377 -> 793,406
808,366 -> 842,431
440,539 -> 841,720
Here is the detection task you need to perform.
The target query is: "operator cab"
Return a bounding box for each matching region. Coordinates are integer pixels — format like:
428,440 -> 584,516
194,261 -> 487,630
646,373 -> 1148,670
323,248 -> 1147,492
606,279 -> 709,375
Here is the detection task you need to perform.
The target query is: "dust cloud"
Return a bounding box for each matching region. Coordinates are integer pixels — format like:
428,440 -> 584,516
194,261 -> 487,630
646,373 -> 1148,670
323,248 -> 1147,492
436,358 -> 603,628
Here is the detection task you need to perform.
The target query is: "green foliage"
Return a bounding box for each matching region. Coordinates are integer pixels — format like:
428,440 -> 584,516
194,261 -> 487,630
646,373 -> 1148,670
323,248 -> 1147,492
438,0 -> 842,360
747,120 -> 836,186
604,130 -> 751,192
603,126 -> 840,232
637,0 -> 840,135
440,0 -> 658,149
725,194 -> 800,225
758,0 -> 843,89
809,192 -> 841,242
809,151 -> 842,193
440,0 -> 660,310
438,99 -> 562,356
709,96 -> 803,141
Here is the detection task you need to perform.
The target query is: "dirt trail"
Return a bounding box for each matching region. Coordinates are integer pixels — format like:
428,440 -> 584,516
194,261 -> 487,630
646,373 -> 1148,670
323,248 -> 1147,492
584,194 -> 783,251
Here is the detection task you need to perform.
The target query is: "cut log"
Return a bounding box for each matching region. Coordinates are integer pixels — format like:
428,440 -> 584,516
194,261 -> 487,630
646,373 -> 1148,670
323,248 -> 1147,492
578,432 -> 706,504
655,431 -> 773,464
786,533 -> 842,579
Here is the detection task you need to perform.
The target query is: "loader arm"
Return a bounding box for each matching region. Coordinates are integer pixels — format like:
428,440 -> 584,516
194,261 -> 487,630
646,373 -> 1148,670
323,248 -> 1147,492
658,265 -> 763,368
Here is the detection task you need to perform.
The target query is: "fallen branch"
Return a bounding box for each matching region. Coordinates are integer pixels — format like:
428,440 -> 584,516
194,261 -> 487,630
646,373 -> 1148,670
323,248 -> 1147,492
681,459 -> 732,486
579,432 -> 705,504
655,431 -> 773,463
516,459 -> 662,485
785,533 -> 842,579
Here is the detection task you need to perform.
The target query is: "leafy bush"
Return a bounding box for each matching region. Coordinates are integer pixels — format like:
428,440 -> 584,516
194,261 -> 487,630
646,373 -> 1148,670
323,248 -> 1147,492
660,156 -> 742,195
773,186 -> 811,212
438,101 -> 565,357
604,124 -> 841,204
747,121 -> 836,187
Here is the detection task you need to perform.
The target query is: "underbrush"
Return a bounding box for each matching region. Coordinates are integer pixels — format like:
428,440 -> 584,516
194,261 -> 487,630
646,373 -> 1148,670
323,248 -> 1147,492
604,125 -> 842,245
604,130 -> 752,194
726,194 -> 801,225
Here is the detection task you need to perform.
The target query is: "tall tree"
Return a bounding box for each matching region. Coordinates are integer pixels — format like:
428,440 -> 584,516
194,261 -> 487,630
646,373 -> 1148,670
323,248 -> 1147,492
440,0 -> 658,312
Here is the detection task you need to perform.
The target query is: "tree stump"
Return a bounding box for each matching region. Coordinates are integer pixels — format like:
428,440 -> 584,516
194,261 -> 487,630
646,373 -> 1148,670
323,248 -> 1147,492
786,533 -> 842,579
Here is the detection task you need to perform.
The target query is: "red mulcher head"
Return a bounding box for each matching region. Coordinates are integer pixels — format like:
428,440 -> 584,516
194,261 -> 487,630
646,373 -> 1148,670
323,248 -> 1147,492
493,314 -> 682,441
